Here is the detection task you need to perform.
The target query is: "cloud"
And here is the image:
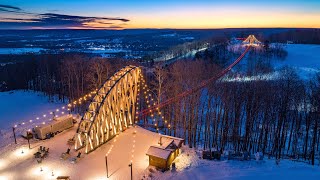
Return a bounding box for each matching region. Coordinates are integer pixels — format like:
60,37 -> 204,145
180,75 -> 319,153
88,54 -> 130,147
0,4 -> 129,29
0,4 -> 22,11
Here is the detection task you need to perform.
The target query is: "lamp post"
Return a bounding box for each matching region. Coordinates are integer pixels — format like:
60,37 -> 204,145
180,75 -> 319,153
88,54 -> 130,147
128,163 -> 133,180
27,130 -> 31,149
12,126 -> 17,144
105,154 -> 109,178
27,137 -> 31,149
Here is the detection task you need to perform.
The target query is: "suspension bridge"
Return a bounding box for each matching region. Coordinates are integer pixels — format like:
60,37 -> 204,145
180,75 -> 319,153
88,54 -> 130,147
73,35 -> 260,154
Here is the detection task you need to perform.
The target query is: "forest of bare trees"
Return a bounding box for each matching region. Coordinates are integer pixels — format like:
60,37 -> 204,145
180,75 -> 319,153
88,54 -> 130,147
144,46 -> 320,165
0,54 -> 137,102
1,36 -> 319,166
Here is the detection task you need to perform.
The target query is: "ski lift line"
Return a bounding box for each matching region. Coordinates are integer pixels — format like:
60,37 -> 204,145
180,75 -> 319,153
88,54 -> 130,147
139,46 -> 251,116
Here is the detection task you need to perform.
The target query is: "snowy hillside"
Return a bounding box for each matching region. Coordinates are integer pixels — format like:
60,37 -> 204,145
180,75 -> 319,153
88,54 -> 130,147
0,91 -> 64,148
226,43 -> 320,82
275,44 -> 320,79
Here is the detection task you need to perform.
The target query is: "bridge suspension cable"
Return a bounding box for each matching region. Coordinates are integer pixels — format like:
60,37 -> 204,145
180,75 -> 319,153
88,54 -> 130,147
139,46 -> 252,116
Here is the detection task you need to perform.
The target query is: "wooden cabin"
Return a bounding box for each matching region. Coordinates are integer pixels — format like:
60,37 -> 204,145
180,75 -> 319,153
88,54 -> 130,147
146,135 -> 184,170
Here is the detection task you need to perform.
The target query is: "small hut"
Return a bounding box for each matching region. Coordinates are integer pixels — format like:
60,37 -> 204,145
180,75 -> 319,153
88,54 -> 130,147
146,135 -> 184,170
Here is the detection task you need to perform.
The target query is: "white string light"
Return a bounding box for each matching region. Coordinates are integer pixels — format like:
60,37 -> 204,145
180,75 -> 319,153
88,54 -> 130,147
12,90 -> 97,129
130,129 -> 137,163
138,73 -> 172,132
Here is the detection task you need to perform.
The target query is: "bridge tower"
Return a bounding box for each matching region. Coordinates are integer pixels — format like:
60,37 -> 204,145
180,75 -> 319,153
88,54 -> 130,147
243,35 -> 261,45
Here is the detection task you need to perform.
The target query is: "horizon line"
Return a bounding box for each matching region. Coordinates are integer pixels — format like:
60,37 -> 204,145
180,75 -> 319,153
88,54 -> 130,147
0,27 -> 319,31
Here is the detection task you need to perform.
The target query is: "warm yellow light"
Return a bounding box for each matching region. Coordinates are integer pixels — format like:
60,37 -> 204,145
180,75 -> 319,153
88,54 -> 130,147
0,159 -> 8,169
0,174 -> 10,180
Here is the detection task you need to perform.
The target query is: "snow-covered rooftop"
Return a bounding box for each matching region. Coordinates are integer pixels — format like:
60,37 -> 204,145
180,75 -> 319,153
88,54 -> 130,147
157,138 -> 173,149
161,135 -> 184,148
146,146 -> 172,159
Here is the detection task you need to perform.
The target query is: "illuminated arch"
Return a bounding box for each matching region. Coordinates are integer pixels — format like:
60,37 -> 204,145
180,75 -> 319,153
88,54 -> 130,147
75,65 -> 141,153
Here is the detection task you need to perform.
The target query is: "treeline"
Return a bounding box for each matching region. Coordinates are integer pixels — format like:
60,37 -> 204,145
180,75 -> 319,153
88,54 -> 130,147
0,54 -> 136,102
146,48 -> 320,165
143,40 -> 210,62
269,29 -> 320,44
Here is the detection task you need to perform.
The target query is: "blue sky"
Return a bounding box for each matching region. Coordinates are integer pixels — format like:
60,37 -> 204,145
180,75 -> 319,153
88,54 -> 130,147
0,0 -> 319,29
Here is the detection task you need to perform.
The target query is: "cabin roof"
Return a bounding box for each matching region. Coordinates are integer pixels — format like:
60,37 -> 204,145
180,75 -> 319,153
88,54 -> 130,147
161,135 -> 184,147
156,138 -> 174,150
146,146 -> 172,159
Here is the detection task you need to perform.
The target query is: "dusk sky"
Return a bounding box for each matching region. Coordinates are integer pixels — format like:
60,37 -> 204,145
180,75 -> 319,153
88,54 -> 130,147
0,0 -> 320,29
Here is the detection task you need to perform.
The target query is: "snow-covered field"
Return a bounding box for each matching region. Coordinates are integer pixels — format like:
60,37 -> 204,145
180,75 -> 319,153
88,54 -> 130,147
0,91 -> 64,148
275,44 -> 320,79
228,43 -> 320,82
0,48 -> 45,54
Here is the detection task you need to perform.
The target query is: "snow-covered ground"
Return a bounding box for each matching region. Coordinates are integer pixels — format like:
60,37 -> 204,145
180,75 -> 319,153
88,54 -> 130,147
1,89 -> 320,180
0,125 -> 160,180
227,43 -> 320,82
0,90 -> 161,179
145,146 -> 320,180
1,123 -> 320,180
0,48 -> 45,54
0,91 -> 64,148
275,44 -> 320,79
